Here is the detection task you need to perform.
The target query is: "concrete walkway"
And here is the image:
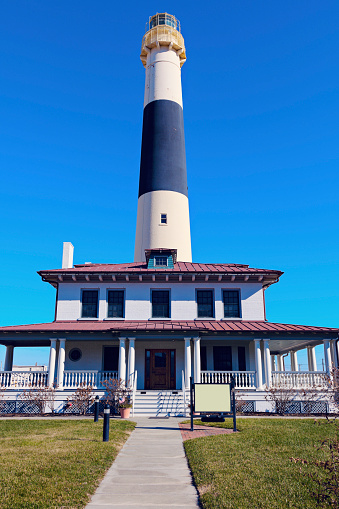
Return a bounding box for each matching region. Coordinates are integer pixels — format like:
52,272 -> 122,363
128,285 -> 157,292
86,417 -> 199,509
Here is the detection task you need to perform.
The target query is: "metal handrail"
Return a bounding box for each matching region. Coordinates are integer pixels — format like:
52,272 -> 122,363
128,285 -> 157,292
132,371 -> 137,418
181,370 -> 186,417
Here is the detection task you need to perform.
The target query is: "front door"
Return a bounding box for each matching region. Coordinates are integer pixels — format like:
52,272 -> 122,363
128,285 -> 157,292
145,349 -> 176,390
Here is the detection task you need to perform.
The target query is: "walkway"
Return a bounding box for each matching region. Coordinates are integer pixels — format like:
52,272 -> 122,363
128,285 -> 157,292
86,417 -> 199,509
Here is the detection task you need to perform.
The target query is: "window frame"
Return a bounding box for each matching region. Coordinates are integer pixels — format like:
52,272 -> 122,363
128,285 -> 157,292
160,213 -> 167,225
222,289 -> 241,319
154,255 -> 168,267
150,289 -> 171,319
80,289 -> 99,319
195,289 -> 215,319
106,288 -> 125,319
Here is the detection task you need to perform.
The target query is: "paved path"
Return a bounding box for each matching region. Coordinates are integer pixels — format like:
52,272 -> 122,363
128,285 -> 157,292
86,417 -> 199,508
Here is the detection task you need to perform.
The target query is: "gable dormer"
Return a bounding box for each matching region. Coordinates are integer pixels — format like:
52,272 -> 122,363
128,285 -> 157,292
145,248 -> 177,270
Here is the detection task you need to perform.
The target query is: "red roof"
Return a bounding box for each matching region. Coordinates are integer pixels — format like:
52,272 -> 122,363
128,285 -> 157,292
0,320 -> 337,335
39,261 -> 282,275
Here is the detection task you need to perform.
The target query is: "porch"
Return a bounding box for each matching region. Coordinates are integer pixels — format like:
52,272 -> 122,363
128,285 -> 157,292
1,336 -> 338,392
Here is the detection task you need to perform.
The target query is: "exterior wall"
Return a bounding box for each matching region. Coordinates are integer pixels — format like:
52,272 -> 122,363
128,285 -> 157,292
134,340 -> 185,390
63,338 -> 253,390
56,282 -> 265,321
64,340 -> 119,371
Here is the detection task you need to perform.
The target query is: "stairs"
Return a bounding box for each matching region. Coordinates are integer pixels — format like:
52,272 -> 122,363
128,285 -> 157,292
133,390 -> 189,417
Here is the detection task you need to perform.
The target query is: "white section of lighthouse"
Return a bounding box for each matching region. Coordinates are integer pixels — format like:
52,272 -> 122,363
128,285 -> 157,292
134,13 -> 192,263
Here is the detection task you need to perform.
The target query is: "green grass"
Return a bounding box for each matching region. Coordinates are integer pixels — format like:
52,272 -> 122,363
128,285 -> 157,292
184,418 -> 338,509
0,418 -> 135,509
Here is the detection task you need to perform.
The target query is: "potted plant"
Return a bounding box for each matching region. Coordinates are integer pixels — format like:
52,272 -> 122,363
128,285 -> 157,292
119,399 -> 132,418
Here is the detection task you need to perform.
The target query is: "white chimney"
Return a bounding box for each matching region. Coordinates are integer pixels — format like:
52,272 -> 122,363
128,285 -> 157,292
62,242 -> 74,269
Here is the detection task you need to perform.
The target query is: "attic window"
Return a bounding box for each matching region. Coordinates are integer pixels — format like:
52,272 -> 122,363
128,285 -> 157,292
160,214 -> 167,224
154,255 -> 168,267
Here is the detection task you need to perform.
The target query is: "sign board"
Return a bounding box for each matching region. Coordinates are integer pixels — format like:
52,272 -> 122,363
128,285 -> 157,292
194,383 -> 231,413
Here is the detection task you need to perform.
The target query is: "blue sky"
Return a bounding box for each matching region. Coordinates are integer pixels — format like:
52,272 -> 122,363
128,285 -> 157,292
0,1 -> 338,369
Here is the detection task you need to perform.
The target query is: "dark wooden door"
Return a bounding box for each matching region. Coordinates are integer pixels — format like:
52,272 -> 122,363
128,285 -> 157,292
145,349 -> 176,390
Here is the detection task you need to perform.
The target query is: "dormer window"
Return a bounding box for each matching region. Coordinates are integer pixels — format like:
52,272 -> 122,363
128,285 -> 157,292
145,249 -> 176,269
154,256 -> 168,267
160,213 -> 167,224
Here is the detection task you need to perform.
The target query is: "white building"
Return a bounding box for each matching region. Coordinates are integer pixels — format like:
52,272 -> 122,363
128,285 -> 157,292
0,13 -> 338,415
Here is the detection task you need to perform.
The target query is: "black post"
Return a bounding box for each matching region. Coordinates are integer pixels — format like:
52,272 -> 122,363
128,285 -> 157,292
190,376 -> 194,432
231,377 -> 237,432
103,404 -> 110,442
94,395 -> 99,422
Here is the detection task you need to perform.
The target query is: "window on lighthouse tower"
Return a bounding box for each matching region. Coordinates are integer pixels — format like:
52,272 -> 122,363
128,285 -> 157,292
160,213 -> 167,225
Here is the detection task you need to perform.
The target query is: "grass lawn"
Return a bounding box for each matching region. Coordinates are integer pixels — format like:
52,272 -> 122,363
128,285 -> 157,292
0,418 -> 135,509
184,418 -> 338,509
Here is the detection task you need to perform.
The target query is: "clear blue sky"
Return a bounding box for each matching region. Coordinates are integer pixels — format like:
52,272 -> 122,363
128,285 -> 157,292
0,1 -> 338,369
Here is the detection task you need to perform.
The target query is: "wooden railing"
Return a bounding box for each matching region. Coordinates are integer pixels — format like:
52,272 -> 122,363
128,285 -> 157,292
0,371 -> 48,388
271,371 -> 328,389
63,371 -> 118,389
200,371 -> 256,389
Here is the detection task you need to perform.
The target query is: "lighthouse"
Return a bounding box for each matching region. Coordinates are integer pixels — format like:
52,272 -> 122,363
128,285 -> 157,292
134,13 -> 192,263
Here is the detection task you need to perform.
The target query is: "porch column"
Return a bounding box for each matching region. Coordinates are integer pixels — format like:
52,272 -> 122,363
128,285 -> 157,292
127,338 -> 135,387
47,339 -> 57,387
330,339 -> 338,368
323,339 -> 332,374
276,354 -> 284,372
290,351 -> 298,371
263,340 -> 271,388
118,337 -> 126,383
184,338 -> 192,388
271,355 -> 276,372
254,339 -> 263,389
307,346 -> 317,372
57,339 -> 66,388
4,345 -> 14,371
193,337 -> 201,384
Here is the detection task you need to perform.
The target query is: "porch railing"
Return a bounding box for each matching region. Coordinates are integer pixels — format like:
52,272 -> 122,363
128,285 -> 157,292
271,371 -> 328,389
0,371 -> 48,388
201,371 -> 256,389
63,370 -> 118,389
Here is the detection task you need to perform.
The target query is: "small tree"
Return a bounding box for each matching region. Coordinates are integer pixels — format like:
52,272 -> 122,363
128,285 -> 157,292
265,383 -> 297,415
19,385 -> 57,415
67,383 -> 95,415
102,378 -> 131,414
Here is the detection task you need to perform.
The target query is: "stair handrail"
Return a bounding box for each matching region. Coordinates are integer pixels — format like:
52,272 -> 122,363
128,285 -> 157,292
181,370 -> 186,417
132,370 -> 137,418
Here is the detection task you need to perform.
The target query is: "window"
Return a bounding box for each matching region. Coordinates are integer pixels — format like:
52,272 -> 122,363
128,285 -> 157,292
81,290 -> 98,318
238,346 -> 246,371
223,290 -> 241,318
160,213 -> 167,224
152,290 -> 170,318
154,255 -> 168,267
214,346 -> 232,371
196,290 -> 214,318
103,346 -> 119,372
201,346 -> 207,371
69,348 -> 82,362
107,290 -> 124,318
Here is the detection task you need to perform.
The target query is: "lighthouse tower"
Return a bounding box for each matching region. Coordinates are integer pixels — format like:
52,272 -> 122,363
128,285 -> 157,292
134,13 -> 192,263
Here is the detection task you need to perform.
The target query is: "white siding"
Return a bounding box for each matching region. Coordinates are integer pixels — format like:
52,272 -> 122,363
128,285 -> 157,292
56,281 -> 265,321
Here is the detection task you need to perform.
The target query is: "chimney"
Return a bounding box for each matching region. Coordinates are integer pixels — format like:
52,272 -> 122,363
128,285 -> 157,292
62,242 -> 74,269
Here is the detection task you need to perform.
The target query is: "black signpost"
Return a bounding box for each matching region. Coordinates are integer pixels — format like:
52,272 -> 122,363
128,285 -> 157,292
190,376 -> 237,432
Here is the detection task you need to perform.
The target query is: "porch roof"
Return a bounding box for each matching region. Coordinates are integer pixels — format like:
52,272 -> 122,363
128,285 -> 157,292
0,320 -> 337,336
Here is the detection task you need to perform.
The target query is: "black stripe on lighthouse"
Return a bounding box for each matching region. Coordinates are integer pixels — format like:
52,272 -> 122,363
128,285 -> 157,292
138,99 -> 188,198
